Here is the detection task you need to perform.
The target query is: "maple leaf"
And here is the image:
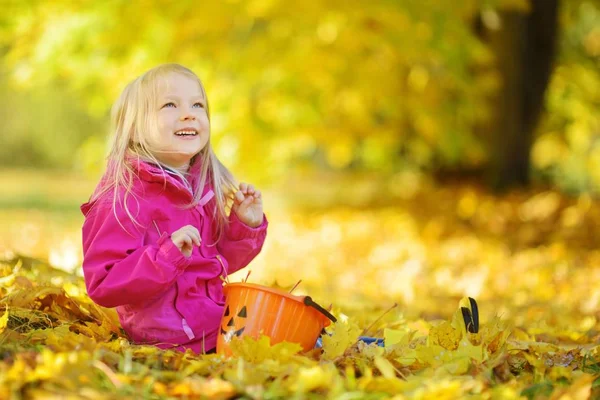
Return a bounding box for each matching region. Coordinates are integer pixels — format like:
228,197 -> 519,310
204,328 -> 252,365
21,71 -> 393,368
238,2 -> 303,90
321,319 -> 361,360
429,321 -> 462,350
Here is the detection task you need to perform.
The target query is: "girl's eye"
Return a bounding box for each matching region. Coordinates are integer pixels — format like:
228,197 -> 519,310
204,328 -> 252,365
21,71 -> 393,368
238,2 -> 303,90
162,102 -> 176,108
192,102 -> 205,108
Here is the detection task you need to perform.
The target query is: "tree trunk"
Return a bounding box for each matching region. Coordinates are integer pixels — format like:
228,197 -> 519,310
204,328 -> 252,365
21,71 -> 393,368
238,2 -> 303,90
478,0 -> 559,190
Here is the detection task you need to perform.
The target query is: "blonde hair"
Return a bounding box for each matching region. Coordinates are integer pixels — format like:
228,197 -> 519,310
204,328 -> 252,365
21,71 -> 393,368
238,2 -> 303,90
93,63 -> 237,242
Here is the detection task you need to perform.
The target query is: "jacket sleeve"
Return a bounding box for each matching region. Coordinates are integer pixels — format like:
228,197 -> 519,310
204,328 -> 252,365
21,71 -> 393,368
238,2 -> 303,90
217,211 -> 268,274
81,198 -> 190,308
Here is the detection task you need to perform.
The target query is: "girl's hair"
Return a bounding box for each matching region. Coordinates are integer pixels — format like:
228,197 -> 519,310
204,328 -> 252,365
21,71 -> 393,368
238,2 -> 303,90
92,63 -> 237,242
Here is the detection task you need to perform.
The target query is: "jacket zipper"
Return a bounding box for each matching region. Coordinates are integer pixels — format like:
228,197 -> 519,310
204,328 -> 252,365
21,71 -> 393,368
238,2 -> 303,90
204,255 -> 227,306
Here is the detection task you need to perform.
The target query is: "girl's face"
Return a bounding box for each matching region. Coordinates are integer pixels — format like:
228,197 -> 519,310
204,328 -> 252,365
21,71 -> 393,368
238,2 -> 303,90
152,72 -> 210,170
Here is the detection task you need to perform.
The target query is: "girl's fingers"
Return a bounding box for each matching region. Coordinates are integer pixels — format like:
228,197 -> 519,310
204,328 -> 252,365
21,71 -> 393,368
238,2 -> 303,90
181,234 -> 192,247
253,189 -> 261,199
173,226 -> 202,248
188,225 -> 200,237
181,240 -> 192,257
191,230 -> 201,246
237,196 -> 255,213
174,233 -> 195,257
184,226 -> 201,246
238,182 -> 261,197
234,190 -> 245,204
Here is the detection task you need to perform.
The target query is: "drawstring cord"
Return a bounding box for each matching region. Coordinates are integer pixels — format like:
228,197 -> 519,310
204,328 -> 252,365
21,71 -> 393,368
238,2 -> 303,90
153,220 -> 162,236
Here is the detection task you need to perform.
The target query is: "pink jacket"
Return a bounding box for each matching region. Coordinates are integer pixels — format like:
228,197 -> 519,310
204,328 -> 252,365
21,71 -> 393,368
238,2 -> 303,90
81,158 -> 268,353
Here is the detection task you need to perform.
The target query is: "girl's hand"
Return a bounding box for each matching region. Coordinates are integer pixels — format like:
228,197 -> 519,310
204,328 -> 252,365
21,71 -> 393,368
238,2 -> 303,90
171,225 -> 201,257
232,182 -> 264,228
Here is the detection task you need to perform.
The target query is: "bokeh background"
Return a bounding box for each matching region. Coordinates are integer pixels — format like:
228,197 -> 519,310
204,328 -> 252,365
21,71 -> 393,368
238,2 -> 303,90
1,0 -> 600,320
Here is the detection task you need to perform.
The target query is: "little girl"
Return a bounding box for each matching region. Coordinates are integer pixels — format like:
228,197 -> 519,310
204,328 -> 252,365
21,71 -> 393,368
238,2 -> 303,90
81,64 -> 268,354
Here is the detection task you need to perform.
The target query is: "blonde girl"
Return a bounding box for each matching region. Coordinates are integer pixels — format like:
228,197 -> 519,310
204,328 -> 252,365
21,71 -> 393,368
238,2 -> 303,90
81,64 -> 267,353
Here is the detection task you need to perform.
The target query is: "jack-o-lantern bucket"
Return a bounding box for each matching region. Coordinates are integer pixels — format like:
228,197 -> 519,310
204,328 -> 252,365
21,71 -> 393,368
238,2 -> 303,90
216,282 -> 336,355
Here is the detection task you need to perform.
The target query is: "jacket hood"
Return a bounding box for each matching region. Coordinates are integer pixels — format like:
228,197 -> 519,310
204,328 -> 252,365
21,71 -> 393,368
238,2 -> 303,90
81,153 -> 207,216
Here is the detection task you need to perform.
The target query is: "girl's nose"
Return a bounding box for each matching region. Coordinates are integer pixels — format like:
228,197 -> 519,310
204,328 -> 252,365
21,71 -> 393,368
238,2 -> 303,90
180,109 -> 196,121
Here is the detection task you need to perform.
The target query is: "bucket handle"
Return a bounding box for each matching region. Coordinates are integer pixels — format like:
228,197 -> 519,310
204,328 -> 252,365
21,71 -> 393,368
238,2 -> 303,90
303,296 -> 337,323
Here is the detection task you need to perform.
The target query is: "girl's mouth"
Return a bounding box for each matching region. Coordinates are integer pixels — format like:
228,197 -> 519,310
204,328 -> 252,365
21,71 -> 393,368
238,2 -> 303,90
174,129 -> 198,136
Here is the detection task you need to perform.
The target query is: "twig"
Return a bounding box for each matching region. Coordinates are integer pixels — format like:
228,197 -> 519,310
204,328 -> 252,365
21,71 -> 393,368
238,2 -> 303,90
393,364 -> 407,380
360,303 -> 398,336
289,280 -> 302,294
244,270 -> 252,283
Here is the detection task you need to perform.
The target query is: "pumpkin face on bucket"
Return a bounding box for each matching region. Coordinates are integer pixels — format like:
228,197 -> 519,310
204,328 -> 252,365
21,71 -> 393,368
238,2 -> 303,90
220,305 -> 247,343
216,283 -> 334,355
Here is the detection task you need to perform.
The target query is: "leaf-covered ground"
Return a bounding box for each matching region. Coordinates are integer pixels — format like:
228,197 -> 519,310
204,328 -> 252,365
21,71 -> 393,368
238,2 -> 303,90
1,182 -> 600,399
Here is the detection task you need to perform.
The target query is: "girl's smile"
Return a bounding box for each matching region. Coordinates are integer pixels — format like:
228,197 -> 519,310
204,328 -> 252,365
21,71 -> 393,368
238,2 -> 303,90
174,127 -> 199,137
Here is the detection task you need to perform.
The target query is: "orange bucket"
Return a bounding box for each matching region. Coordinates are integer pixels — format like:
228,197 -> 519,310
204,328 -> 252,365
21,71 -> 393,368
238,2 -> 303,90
216,283 -> 336,355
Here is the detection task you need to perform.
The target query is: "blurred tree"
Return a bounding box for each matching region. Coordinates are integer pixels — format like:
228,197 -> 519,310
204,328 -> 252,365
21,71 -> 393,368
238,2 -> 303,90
0,1 -> 523,178
0,0 -> 598,196
0,64 -> 105,170
474,0 -> 559,189
531,0 -> 600,194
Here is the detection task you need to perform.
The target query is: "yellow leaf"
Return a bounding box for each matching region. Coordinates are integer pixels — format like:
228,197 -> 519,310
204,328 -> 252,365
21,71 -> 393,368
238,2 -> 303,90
171,382 -> 192,396
384,328 -> 410,347
548,366 -> 574,382
443,357 -> 471,375
229,335 -> 302,363
44,328 -> 97,352
455,338 -> 484,363
429,321 -> 461,350
197,378 -> 236,399
482,317 -> 512,354
321,319 -> 361,360
360,376 -> 411,394
549,373 -> 594,400
416,344 -> 447,366
5,286 -> 63,308
0,307 -> 8,334
510,327 -> 531,341
291,365 -> 332,393
359,340 -> 385,359
394,348 -> 418,367
153,381 -> 167,395
6,356 -> 32,383
491,386 -> 524,399
374,356 -> 396,379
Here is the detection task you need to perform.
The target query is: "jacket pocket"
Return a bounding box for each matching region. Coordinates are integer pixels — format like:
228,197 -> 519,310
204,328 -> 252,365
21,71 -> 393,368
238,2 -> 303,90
206,278 -> 225,305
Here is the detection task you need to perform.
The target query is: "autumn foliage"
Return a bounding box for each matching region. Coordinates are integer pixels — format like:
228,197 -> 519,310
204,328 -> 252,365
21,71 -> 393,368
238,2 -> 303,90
1,183 -> 600,399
